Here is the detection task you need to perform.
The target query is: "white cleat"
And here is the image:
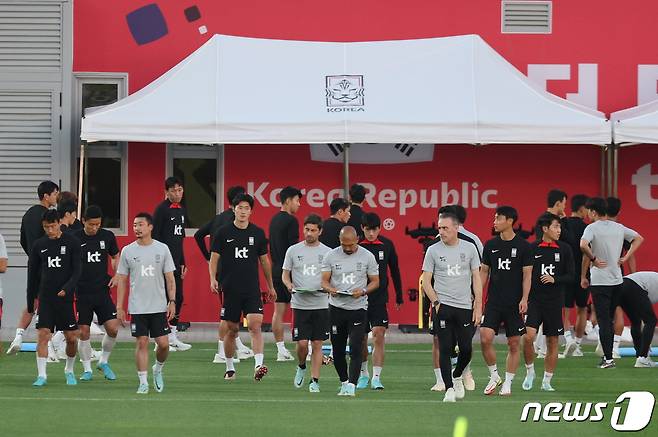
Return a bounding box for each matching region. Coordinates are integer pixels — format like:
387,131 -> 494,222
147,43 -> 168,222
212,353 -> 240,364
443,387 -> 456,402
572,346 -> 584,357
170,339 -> 192,351
463,370 -> 476,391
563,341 -> 578,357
634,357 -> 658,368
612,348 -> 621,359
90,322 -> 103,335
6,337 -> 22,355
595,342 -> 604,357
430,381 -> 446,392
237,348 -> 254,360
484,375 -> 502,395
90,349 -> 102,362
453,377 -> 465,399
277,349 -> 295,362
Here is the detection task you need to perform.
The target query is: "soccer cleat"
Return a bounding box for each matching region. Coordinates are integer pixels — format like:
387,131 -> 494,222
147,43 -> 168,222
254,365 -> 268,381
463,370 -> 475,391
65,372 -> 77,386
563,341 -> 578,357
80,371 -> 93,382
431,381 -> 446,392
443,387 -> 456,402
309,381 -> 320,393
356,375 -> 369,389
612,348 -> 621,359
371,377 -> 384,390
224,370 -> 236,380
337,382 -> 349,396
572,346 -> 584,357
634,357 -> 658,368
237,348 -> 254,360
90,349 -> 102,362
294,366 -> 306,388
522,373 -> 535,391
595,342 -> 604,357
7,337 -> 22,355
32,377 -> 47,387
453,377 -> 465,399
536,351 -> 546,359
322,355 -> 333,366
499,384 -> 512,396
97,362 -> 117,380
46,355 -> 60,363
277,349 -> 295,362
136,383 -> 149,394
541,381 -> 556,391
344,383 -> 356,397
212,354 -> 240,364
483,375 -> 502,395
598,358 -> 616,369
152,365 -> 164,392
55,346 -> 68,361
170,339 -> 192,351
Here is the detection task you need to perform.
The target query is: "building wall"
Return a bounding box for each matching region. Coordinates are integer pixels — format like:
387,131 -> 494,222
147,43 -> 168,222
67,0 -> 658,324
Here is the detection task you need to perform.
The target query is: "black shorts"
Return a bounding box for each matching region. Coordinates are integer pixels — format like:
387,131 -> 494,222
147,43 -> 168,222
36,299 -> 78,333
525,299 -> 564,336
130,313 -> 170,338
367,304 -> 389,329
76,292 -> 117,326
329,305 -> 367,337
221,291 -> 263,323
293,308 -> 330,341
481,303 -> 526,337
564,284 -> 589,308
273,278 -> 291,304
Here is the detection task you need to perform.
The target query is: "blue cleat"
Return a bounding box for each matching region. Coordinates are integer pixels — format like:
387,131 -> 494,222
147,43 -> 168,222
344,382 -> 356,397
80,371 -> 93,382
152,365 -> 164,393
65,372 -> 77,386
97,362 -> 116,381
356,375 -> 369,389
32,377 -> 47,387
136,383 -> 149,394
371,377 -> 384,390
522,373 -> 535,391
294,366 -> 306,388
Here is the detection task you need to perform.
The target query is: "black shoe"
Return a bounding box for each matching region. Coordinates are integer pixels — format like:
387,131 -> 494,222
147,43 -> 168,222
598,358 -> 615,369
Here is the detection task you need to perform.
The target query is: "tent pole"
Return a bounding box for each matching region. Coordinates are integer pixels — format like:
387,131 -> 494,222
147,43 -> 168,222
606,145 -> 613,197
77,142 -> 85,218
600,146 -> 606,197
612,144 -> 619,197
343,143 -> 350,197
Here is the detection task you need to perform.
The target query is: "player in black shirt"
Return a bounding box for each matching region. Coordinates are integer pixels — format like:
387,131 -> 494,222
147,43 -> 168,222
534,189 -> 570,243
561,194 -> 589,357
58,201 -> 77,233
522,213 -> 574,392
319,197 -> 351,249
346,184 -> 367,240
209,193 -> 276,381
73,206 -> 120,382
356,213 -> 403,390
7,180 -> 59,355
28,209 -> 81,386
193,185 -> 253,362
152,176 -> 190,351
269,186 -> 302,361
480,206 -> 532,396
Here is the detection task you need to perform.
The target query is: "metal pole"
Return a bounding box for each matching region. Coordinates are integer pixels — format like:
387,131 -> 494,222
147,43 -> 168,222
77,143 -> 85,218
606,145 -> 613,197
343,143 -> 350,197
600,146 -> 606,197
612,144 -> 619,197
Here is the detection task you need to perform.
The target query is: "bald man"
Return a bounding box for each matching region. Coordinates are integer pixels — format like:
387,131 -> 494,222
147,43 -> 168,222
321,226 -> 379,397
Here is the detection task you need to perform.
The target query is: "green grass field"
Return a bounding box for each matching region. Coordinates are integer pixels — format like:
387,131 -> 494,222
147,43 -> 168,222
0,342 -> 656,436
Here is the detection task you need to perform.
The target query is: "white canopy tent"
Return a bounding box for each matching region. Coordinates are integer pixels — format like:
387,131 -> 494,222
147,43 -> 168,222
81,34 -> 610,145
611,100 -> 658,144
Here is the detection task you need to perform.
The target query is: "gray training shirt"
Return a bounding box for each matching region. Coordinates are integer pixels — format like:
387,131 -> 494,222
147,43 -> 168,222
322,245 -> 378,311
582,220 -> 639,286
117,240 -> 176,314
283,241 -> 331,310
625,272 -> 658,304
422,239 -> 480,310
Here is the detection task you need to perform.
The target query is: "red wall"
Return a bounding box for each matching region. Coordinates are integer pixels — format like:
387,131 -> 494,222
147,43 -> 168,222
74,0 -> 658,323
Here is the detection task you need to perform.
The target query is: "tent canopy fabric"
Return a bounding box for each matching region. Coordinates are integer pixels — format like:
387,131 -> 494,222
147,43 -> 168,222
611,100 -> 658,145
81,34 -> 610,145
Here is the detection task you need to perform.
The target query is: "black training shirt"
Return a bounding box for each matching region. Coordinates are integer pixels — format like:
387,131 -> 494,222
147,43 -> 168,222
319,217 -> 345,249
20,204 -> 48,256
27,232 -> 81,304
152,199 -> 187,266
73,228 -> 119,296
269,211 -> 299,279
529,240 -> 575,302
194,209 -> 234,261
482,234 -> 533,307
360,236 -> 403,305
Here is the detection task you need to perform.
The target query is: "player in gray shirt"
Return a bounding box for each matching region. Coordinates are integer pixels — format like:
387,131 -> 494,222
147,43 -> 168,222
422,212 -> 482,403
282,214 -> 331,392
621,272 -> 658,367
116,213 -> 176,395
580,197 -> 643,368
321,226 -> 379,397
